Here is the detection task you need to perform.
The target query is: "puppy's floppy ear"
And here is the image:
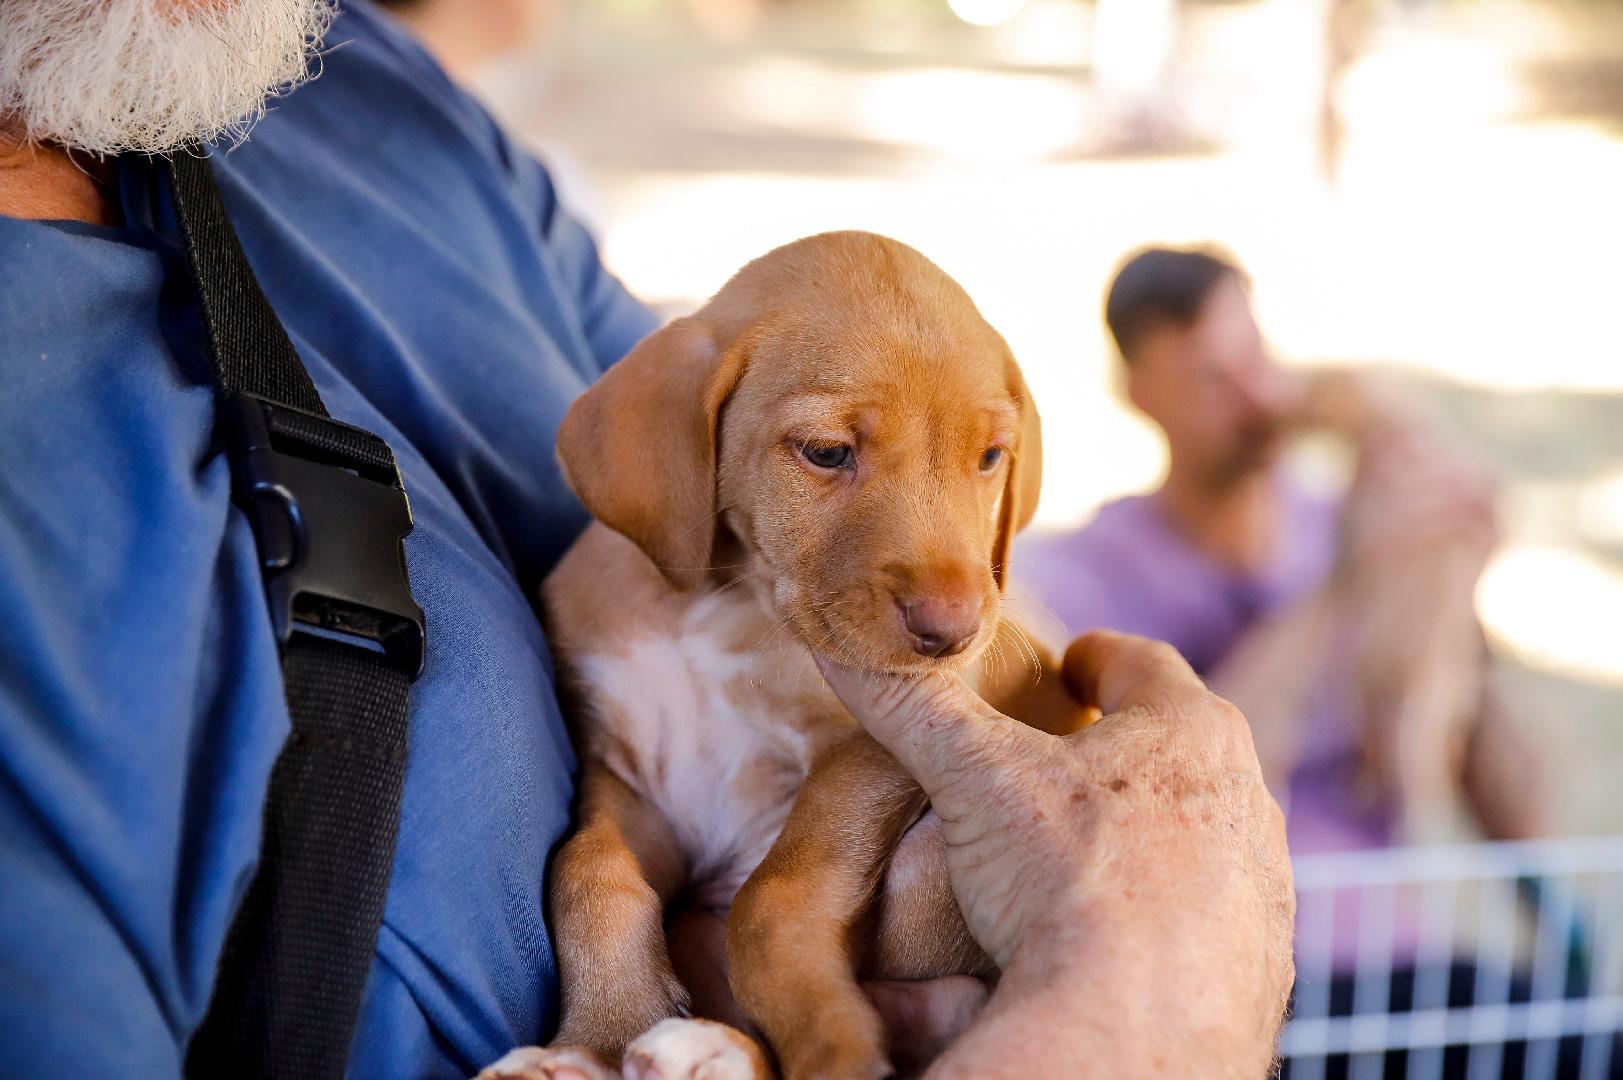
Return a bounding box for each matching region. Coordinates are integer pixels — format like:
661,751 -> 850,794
991,358 -> 1043,591
557,316 -> 748,591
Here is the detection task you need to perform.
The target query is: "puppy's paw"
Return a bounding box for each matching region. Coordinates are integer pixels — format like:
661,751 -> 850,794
622,1019 -> 770,1080
476,1044 -> 622,1080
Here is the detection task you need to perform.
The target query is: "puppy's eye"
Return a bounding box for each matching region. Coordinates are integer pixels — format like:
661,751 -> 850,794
802,443 -> 854,470
980,447 -> 1005,472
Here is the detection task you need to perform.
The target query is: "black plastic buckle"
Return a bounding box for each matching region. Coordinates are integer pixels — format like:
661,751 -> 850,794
221,393 -> 426,679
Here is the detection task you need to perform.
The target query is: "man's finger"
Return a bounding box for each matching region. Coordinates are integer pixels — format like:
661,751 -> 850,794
815,656 -> 1024,795
1061,630 -> 1207,716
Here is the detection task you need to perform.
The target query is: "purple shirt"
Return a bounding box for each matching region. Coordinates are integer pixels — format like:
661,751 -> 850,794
1013,485 -> 1396,859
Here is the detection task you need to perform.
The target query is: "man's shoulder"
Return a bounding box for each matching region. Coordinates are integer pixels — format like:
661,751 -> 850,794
305,1 -> 480,126
227,2 -> 513,196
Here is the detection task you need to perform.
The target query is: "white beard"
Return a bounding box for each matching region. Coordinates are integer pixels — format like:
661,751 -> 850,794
0,0 -> 336,156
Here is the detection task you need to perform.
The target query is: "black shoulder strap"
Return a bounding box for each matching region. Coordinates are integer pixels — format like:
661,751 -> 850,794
164,152 -> 426,1080
164,152 -> 323,413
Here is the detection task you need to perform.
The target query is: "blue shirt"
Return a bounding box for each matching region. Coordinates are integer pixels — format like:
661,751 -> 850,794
0,5 -> 658,1076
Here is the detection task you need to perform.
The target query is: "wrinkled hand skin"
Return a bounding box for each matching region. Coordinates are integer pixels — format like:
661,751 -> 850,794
821,630 -> 1296,1079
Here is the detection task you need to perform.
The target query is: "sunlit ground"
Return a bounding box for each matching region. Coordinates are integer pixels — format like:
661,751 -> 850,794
476,0 -> 1623,828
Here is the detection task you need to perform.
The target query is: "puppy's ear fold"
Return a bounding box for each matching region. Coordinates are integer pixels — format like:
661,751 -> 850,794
992,359 -> 1043,591
557,316 -> 747,591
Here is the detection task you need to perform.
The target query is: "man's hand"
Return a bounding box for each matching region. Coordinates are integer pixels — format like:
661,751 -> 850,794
818,631 -> 1295,1078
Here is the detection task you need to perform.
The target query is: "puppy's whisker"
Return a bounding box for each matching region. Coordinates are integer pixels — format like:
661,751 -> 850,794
753,602 -> 813,653
746,597 -> 853,695
834,619 -> 862,668
1026,601 -> 1074,645
998,619 -> 1041,685
1011,623 -> 1042,684
751,615 -> 794,669
986,635 -> 1008,681
986,620 -> 1012,678
710,571 -> 760,599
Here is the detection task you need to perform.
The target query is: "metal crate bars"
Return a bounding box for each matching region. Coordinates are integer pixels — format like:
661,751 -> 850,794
1280,837 -> 1623,1080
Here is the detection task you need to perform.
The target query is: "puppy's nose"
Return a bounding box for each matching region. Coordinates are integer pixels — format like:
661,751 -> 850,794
900,597 -> 981,658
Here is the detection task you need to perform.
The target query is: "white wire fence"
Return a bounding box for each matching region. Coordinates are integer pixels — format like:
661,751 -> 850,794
1280,837 -> 1623,1080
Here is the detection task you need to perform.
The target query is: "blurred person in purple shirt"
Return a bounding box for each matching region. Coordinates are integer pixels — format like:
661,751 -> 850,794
1015,247 -> 1549,866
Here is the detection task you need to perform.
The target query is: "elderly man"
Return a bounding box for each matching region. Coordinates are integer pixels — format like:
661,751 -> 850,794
0,6 -> 1292,1078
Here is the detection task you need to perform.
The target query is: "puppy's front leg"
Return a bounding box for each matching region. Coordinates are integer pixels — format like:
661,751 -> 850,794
549,764 -> 689,1061
728,732 -> 927,1080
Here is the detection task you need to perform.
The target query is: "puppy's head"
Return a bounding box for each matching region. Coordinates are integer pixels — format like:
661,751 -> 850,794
558,231 -> 1041,673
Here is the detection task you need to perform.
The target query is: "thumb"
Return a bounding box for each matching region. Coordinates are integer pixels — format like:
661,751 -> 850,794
815,656 -> 1024,796
1061,629 -> 1207,716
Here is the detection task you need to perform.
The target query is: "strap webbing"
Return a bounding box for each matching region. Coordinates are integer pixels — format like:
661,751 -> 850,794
164,153 -> 416,1080
186,638 -> 410,1079
165,152 -> 324,414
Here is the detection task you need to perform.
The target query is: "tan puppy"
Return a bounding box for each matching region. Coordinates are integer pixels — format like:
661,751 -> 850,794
479,232 -> 1087,1080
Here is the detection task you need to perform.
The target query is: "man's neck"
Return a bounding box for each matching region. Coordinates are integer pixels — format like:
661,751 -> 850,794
1156,464 -> 1279,575
0,123 -> 117,225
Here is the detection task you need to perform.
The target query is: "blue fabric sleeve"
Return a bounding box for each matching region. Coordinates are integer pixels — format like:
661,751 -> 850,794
0,248 -> 289,1077
399,19 -> 659,378
522,157 -> 659,377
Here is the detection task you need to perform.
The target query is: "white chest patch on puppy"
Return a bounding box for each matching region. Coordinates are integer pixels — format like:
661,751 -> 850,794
575,586 -> 838,907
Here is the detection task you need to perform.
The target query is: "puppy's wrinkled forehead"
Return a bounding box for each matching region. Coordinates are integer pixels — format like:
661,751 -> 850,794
751,327 -> 1012,425
714,235 -> 1018,413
